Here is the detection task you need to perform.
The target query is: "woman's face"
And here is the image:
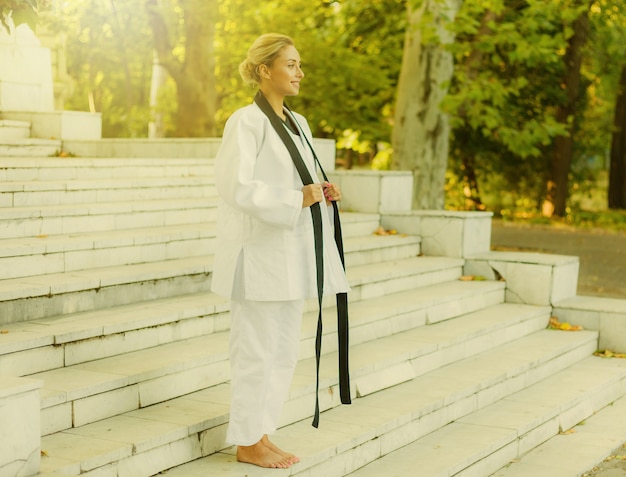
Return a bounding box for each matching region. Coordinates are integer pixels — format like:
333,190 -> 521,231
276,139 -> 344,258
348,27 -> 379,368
262,45 -> 304,97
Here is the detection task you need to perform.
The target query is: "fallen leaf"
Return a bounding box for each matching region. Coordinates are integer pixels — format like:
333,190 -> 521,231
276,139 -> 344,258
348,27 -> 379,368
373,226 -> 403,236
459,275 -> 487,281
41,450 -> 49,457
0,330 -> 8,334
560,428 -> 576,435
36,235 -> 48,239
549,316 -> 583,331
594,350 -> 626,359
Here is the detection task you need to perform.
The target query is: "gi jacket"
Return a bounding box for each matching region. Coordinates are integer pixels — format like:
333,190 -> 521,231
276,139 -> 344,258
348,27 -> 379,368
211,103 -> 350,301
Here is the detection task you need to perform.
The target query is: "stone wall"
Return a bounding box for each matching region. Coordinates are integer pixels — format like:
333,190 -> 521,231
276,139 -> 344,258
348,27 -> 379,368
0,18 -> 54,112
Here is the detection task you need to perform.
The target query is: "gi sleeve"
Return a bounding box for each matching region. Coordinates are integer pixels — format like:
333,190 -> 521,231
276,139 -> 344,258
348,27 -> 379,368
215,109 -> 303,229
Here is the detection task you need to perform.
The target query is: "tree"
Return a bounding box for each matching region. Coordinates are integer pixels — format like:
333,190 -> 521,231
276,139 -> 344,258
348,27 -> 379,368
392,0 -> 463,210
146,0 -> 218,137
608,64 -> 626,208
542,1 -> 592,217
591,0 -> 626,209
215,0 -> 402,158
444,0 -> 612,215
58,0 -> 155,137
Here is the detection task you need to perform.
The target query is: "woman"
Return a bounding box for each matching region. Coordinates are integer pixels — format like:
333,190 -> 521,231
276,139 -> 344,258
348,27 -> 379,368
211,33 -> 350,469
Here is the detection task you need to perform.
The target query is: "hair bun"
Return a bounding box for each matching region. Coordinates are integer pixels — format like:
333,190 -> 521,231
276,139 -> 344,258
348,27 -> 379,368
238,33 -> 294,87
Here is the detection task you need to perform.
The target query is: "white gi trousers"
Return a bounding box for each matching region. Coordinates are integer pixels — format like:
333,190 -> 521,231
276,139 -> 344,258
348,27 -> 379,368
226,256 -> 304,446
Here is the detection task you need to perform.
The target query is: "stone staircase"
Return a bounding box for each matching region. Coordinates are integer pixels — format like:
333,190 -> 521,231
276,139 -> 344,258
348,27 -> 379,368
0,145 -> 625,477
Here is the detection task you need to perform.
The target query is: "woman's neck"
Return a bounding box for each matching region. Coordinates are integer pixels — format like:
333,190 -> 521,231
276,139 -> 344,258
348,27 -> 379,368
259,89 -> 285,119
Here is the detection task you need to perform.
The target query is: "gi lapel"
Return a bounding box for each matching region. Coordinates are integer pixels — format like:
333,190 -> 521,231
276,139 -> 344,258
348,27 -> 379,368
253,91 -> 351,429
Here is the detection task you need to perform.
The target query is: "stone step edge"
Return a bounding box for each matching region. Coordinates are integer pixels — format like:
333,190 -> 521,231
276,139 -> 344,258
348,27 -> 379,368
0,254 -> 462,310
36,330 -> 600,477
0,196 -> 218,222
0,233 -> 421,296
38,305 -> 555,440
33,291 -> 524,408
0,205 -> 374,241
1,281 -> 506,382
0,119 -> 30,128
0,163 -> 215,181
344,356 -> 626,477
490,391 -> 626,477
34,300 -> 547,436
0,226 -> 416,261
0,156 -> 213,166
0,175 -> 214,193
0,204 -> 369,226
0,233 -> 419,281
1,263 -> 477,360
0,223 -> 217,259
191,334 -> 605,477
0,138 -> 61,146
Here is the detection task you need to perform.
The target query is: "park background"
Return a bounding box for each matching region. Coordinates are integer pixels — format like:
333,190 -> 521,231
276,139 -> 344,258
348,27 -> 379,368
2,1 -> 626,476
3,0 -> 626,228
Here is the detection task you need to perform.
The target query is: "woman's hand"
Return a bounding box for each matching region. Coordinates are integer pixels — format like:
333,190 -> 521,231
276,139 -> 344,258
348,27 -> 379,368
322,182 -> 342,205
302,184 -> 324,208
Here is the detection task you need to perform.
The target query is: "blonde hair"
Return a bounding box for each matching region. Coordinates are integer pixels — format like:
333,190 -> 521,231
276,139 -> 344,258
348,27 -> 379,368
239,33 -> 295,87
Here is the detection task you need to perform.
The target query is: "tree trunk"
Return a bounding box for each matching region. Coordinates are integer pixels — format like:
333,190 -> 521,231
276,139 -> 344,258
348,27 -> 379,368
542,2 -> 591,217
608,63 -> 626,209
146,0 -> 218,137
391,0 -> 462,210
148,50 -> 167,138
460,146 -> 484,210
109,0 -> 134,113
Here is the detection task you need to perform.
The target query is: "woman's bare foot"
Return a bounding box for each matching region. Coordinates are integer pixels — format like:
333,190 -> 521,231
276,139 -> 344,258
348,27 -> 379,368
262,435 -> 300,464
236,440 -> 292,469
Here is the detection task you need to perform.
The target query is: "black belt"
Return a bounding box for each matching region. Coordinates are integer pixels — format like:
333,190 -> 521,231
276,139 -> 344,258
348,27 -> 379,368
254,91 -> 351,427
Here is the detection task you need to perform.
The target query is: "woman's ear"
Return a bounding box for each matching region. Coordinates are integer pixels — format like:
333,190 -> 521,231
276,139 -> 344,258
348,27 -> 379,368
258,64 -> 271,80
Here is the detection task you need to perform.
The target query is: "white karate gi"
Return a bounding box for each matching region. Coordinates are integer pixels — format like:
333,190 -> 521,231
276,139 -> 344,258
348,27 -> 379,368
211,103 -> 350,445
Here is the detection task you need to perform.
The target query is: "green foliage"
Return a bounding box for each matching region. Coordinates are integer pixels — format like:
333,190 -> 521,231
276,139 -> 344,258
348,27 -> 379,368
32,0 -> 626,216
216,0 -> 405,154
0,0 -> 42,33
42,0 -> 404,143
444,0 -> 602,209
51,0 -> 159,137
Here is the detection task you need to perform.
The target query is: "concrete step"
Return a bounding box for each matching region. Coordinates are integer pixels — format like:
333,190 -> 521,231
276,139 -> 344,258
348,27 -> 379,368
0,138 -> 61,157
0,279 -> 504,377
3,270 -> 482,383
0,226 -> 418,281
0,120 -> 30,139
490,388 -> 626,477
0,224 -> 217,280
337,212 -> 381,238
34,328 -> 603,477
0,157 -> 213,181
0,201 -> 374,241
349,357 -> 626,477
30,301 -> 546,435
343,233 -> 420,268
0,197 -> 219,239
0,176 -> 216,207
0,254 -> 463,325
0,256 -> 214,325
